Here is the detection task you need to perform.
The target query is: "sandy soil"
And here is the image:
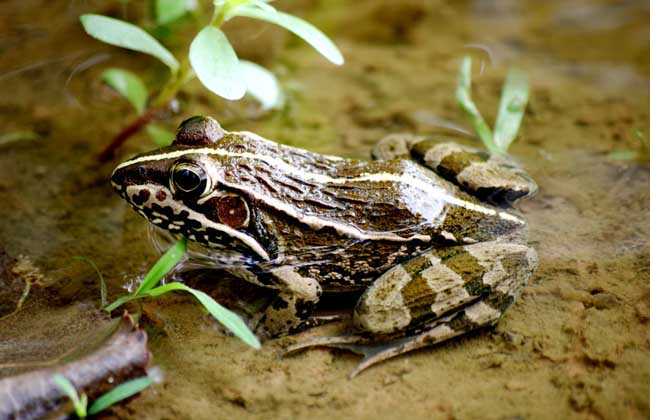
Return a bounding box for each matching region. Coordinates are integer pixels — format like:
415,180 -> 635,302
1,0 -> 649,419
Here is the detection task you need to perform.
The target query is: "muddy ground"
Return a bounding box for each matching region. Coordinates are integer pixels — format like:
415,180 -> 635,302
1,0 -> 649,419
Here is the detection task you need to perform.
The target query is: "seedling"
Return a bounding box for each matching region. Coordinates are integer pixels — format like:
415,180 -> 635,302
73,256 -> 107,308
456,56 -> 529,155
104,238 -> 260,349
53,374 -> 153,418
609,129 -> 650,163
80,0 -> 344,160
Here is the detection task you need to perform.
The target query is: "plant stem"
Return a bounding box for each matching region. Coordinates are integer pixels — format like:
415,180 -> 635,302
97,3 -> 223,162
97,107 -> 162,162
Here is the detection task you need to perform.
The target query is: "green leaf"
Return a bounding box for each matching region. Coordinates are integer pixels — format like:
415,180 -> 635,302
145,282 -> 261,349
80,14 -> 179,72
104,238 -> 186,313
240,60 -> 283,110
103,294 -> 136,313
247,0 -> 276,13
190,26 -> 246,100
101,68 -> 149,114
53,374 -> 87,418
493,69 -> 529,153
156,0 -> 189,25
456,56 -> 497,154
230,5 -> 344,65
135,238 -> 186,296
88,376 -> 153,415
146,124 -> 176,146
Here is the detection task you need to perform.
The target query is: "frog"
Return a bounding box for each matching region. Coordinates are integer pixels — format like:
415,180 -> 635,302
111,116 -> 538,376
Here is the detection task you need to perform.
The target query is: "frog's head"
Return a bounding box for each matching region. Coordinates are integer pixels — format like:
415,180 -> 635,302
110,116 -> 271,265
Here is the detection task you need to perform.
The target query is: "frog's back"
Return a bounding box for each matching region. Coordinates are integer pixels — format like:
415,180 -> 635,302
217,132 -> 523,246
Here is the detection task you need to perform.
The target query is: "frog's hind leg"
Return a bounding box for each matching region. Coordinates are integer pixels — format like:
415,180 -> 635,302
372,135 -> 537,207
286,242 -> 537,377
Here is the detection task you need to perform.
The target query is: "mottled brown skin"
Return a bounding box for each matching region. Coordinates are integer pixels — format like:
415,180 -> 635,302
111,117 -> 538,371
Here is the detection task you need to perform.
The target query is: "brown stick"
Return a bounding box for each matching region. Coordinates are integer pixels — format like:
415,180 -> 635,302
97,108 -> 163,162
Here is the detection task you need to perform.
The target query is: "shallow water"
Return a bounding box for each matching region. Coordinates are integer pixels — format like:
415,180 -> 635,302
1,0 -> 649,418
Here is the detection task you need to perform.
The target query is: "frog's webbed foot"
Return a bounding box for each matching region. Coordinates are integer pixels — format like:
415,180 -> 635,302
372,135 -> 537,207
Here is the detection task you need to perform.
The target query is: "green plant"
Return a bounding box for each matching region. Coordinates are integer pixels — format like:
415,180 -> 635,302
73,256 -> 107,308
609,129 -> 649,163
53,374 -> 153,418
456,56 -> 529,155
80,0 -> 343,160
104,238 -> 260,349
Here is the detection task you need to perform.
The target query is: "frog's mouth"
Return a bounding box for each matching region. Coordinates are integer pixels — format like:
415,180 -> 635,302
111,164 -> 271,263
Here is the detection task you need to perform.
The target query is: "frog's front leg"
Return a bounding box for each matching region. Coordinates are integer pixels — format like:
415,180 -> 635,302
287,241 -> 537,377
255,267 -> 322,338
372,135 -> 537,206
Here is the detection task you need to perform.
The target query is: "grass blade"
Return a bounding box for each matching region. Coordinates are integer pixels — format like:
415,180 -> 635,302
231,5 -> 344,65
240,60 -> 283,110
101,68 -> 149,115
72,256 -> 107,308
608,150 -> 639,160
0,130 -> 40,146
135,238 -> 187,296
52,374 -> 87,418
88,376 -> 153,415
190,26 -> 246,100
145,282 -> 261,349
493,68 -> 529,153
80,14 -> 179,72
456,56 -> 497,154
146,124 -> 176,146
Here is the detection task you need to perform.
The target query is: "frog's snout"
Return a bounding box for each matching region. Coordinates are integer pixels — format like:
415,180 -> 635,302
111,159 -> 165,191
110,162 -> 153,199
110,166 -> 127,194
110,164 -> 143,195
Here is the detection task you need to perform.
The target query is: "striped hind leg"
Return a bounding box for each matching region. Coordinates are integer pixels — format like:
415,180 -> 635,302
286,241 -> 537,377
372,134 -> 537,206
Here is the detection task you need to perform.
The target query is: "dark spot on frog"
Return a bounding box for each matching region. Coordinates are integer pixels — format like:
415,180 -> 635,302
437,151 -> 485,181
271,298 -> 289,310
486,291 -> 514,313
132,189 -> 150,206
440,249 -> 488,296
156,190 -> 167,201
474,186 -> 528,208
295,300 -> 316,319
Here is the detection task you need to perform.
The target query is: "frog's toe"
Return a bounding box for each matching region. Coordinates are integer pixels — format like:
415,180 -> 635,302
285,335 -> 380,378
285,335 -> 364,354
284,333 -> 434,378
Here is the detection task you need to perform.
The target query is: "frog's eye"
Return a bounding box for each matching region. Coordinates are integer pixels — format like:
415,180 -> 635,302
216,194 -> 250,228
170,162 -> 211,196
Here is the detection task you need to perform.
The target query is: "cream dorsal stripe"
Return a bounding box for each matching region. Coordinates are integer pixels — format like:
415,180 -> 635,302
115,131 -> 524,228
